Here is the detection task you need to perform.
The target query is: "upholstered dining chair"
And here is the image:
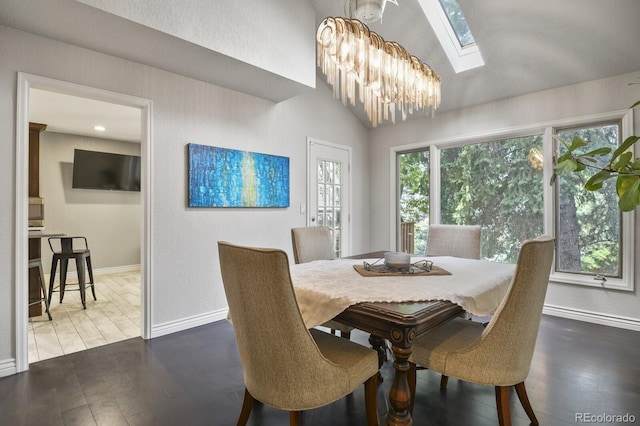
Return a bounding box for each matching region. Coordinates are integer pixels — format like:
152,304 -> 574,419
291,226 -> 354,339
218,241 -> 379,426
425,224 -> 482,259
408,236 -> 555,426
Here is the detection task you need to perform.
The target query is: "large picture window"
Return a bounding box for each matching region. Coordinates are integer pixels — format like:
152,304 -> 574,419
395,110 -> 634,290
440,136 -> 544,263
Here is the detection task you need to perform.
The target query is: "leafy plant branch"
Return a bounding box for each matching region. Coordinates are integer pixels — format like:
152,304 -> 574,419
551,100 -> 640,212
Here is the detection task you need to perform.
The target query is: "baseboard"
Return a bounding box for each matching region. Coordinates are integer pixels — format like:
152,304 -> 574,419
45,264 -> 140,281
93,264 -> 140,276
543,304 -> 640,332
150,308 -> 229,338
0,358 -> 17,378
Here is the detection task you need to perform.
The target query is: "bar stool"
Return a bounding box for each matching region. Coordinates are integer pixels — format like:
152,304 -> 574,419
47,236 -> 96,309
28,258 -> 52,320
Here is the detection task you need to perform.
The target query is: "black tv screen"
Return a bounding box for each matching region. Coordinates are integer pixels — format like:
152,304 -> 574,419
72,149 -> 141,191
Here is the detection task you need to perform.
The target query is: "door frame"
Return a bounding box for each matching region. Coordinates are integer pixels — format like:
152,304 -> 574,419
306,137 -> 352,257
15,73 -> 153,372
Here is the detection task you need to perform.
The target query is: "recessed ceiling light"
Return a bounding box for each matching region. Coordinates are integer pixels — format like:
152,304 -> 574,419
94,125 -> 106,132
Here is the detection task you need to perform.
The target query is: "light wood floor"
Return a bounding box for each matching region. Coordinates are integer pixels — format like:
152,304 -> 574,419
28,270 -> 141,363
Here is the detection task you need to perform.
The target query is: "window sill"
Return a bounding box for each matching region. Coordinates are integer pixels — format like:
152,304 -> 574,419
550,271 -> 634,292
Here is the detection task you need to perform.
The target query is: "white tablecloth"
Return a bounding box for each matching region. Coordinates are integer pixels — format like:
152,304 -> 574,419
290,256 -> 516,328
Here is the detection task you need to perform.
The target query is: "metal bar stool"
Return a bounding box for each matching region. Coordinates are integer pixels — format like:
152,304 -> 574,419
28,258 -> 52,320
47,236 -> 96,309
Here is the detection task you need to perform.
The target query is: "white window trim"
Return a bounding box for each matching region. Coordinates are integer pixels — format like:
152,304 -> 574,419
390,108 -> 635,292
417,0 -> 484,73
548,109 -> 635,292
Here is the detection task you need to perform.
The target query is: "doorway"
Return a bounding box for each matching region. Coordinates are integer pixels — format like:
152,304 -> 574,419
15,73 -> 152,372
307,137 -> 351,257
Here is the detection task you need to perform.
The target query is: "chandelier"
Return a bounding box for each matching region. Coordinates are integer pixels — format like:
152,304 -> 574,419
316,17 -> 441,127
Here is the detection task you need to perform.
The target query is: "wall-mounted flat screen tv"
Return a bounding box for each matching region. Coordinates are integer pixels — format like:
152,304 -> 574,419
72,149 -> 141,191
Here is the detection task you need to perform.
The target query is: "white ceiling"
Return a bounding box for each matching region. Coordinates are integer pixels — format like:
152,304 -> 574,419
29,89 -> 141,143
12,0 -> 640,135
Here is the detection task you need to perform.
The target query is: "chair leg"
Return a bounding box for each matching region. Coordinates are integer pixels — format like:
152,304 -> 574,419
289,411 -> 302,426
515,382 -> 539,425
76,256 -> 87,309
440,375 -> 449,390
48,257 -> 58,307
86,255 -> 97,300
237,388 -> 253,426
59,259 -> 68,303
495,386 -> 512,426
407,362 -> 417,414
36,261 -> 52,321
364,374 -> 379,426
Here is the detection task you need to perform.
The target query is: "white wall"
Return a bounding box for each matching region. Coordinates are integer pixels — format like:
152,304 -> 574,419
369,71 -> 640,325
75,0 -> 316,88
38,132 -> 142,274
0,25 -> 370,368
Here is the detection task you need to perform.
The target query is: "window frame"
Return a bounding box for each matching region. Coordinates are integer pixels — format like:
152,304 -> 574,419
390,109 -> 635,292
417,0 -> 484,73
548,111 -> 634,291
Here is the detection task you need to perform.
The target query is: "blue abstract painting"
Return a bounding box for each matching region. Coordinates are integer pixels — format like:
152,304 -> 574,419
188,143 -> 290,208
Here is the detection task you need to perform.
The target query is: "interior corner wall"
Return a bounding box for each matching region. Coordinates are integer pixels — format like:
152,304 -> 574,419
0,24 -> 369,368
368,70 -> 640,324
38,132 -> 142,274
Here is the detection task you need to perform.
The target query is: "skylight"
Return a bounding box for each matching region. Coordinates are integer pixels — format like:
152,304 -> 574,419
438,0 -> 474,47
418,0 -> 484,73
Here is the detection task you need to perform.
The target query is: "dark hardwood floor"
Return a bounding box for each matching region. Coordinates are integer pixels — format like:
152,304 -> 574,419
1,315 -> 638,425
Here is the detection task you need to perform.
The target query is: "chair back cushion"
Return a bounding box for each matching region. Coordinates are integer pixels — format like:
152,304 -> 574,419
446,236 -> 555,385
425,224 -> 481,259
217,242 -> 351,409
291,226 -> 336,264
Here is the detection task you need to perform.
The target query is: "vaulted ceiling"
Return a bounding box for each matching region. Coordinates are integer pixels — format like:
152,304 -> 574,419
3,0 -> 640,136
309,0 -> 640,124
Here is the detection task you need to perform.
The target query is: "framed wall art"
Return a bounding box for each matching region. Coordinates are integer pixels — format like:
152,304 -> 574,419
188,143 -> 290,208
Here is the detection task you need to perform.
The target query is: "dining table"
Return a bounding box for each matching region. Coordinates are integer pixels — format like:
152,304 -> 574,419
289,252 -> 516,426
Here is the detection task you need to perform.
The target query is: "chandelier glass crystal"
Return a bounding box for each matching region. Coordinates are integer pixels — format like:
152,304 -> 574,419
316,17 -> 441,127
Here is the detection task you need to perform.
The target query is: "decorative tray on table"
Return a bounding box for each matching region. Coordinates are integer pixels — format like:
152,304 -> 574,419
352,251 -> 451,277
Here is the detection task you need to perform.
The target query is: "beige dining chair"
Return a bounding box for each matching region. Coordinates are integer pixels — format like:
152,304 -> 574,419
291,226 -> 354,339
218,241 -> 379,426
425,224 -> 481,259
408,236 -> 555,426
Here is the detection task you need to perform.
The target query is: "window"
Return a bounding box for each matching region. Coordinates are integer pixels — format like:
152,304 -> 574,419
317,159 -> 343,256
394,110 -> 634,290
398,150 -> 430,254
418,0 -> 484,73
438,0 -> 475,47
552,121 -> 634,288
440,136 -> 544,263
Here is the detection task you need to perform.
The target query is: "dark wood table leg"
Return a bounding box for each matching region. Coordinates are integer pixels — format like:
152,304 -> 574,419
386,330 -> 414,426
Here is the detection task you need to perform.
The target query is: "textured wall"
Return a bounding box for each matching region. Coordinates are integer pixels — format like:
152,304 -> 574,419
75,0 -> 316,88
38,132 -> 142,273
0,24 -> 369,368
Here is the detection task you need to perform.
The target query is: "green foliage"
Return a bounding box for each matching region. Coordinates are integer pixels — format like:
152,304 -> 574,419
399,127 -> 622,273
399,136 -> 545,263
440,137 -> 544,262
552,103 -> 640,212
